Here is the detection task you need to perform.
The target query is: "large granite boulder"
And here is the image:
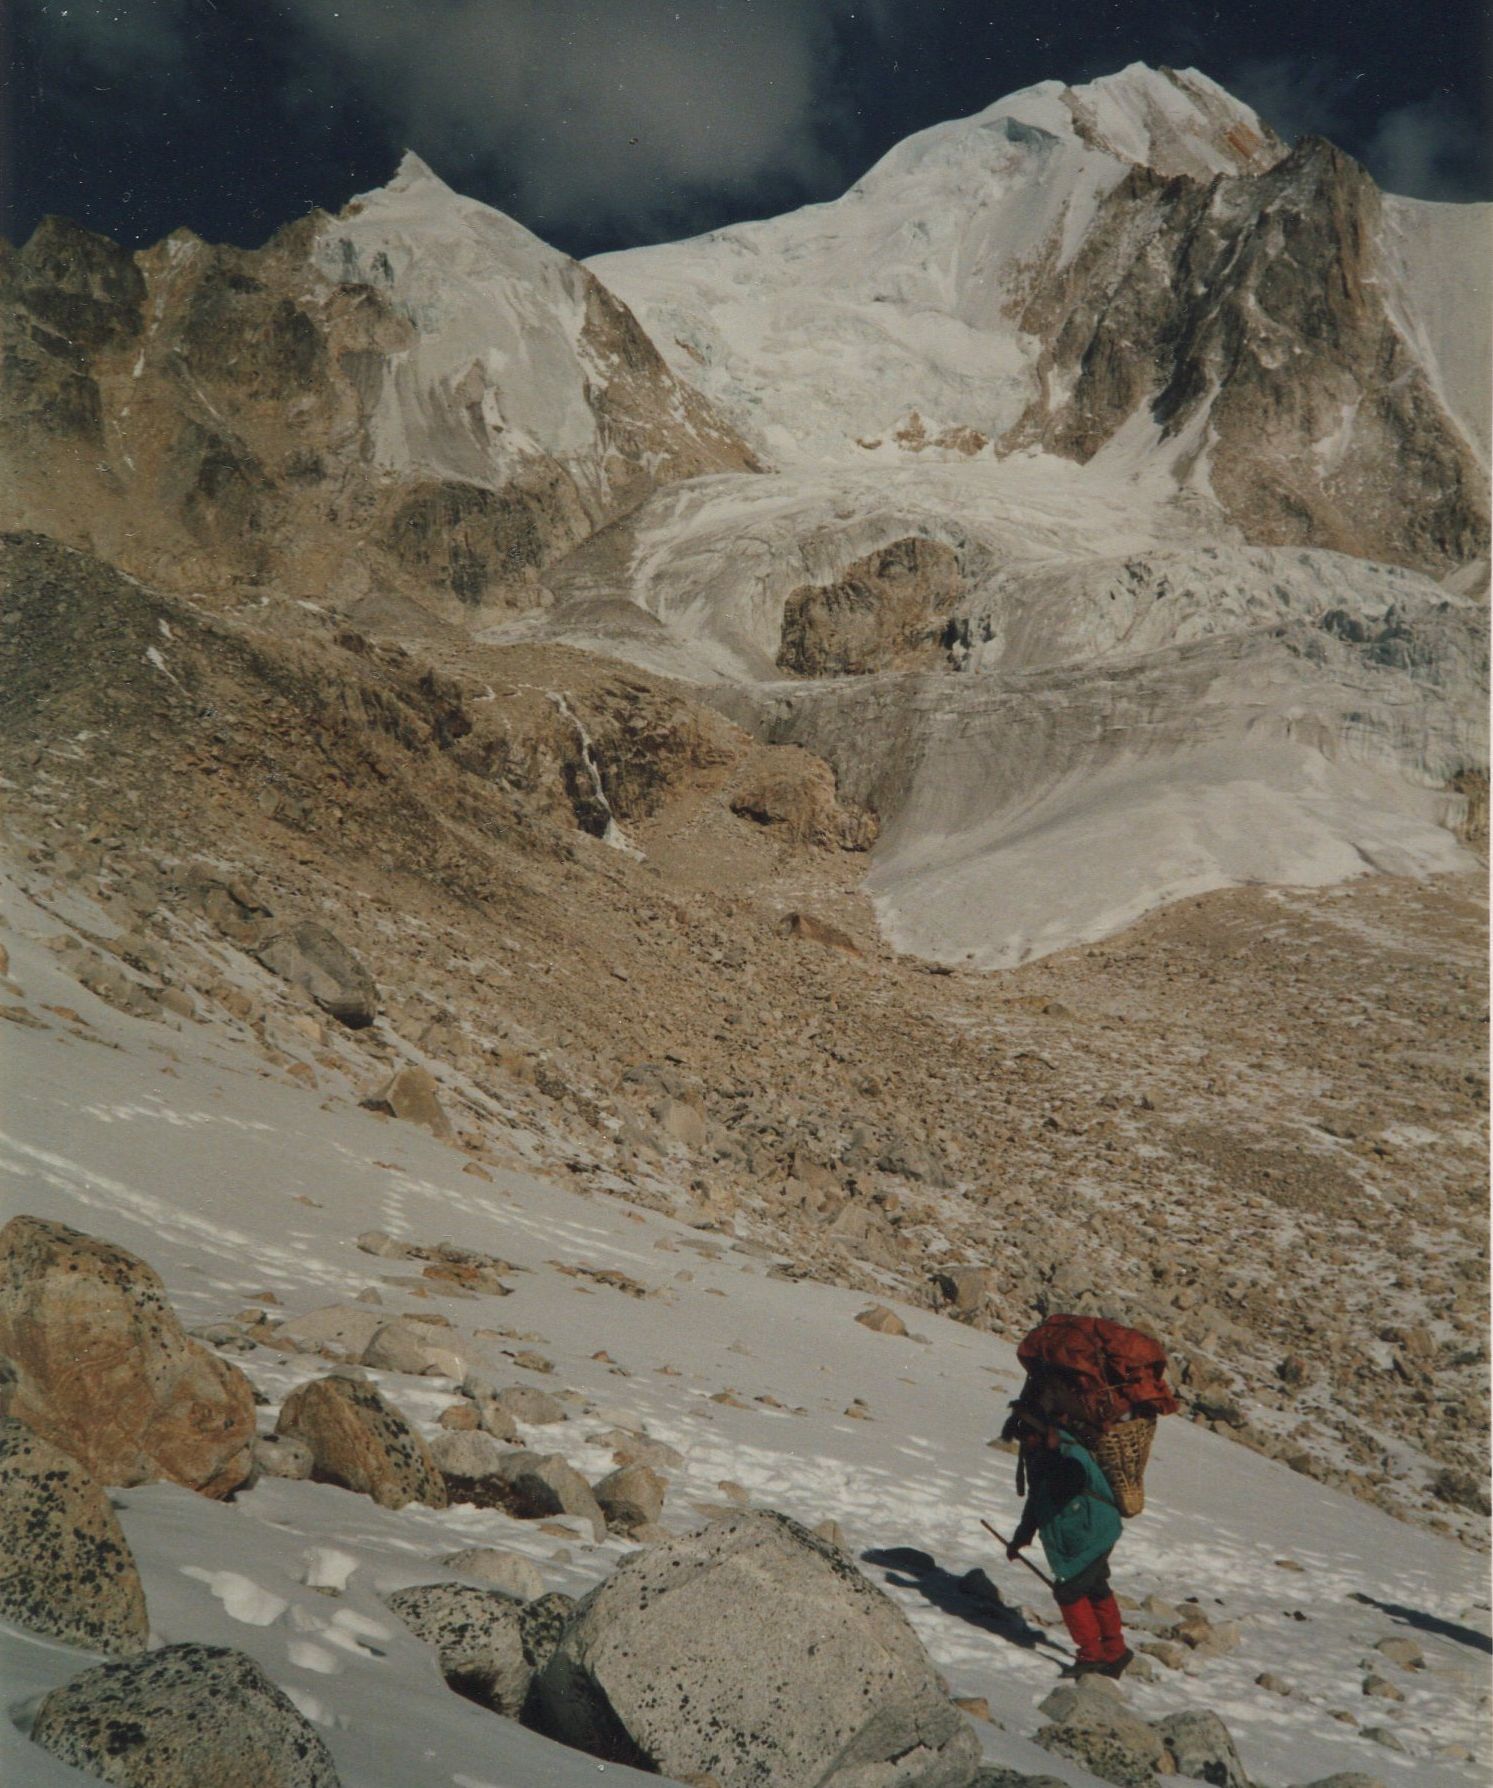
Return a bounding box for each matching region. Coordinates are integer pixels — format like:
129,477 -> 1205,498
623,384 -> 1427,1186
0,1416 -> 149,1655
275,1373 -> 446,1510
0,1216 -> 255,1497
29,1643 -> 341,1786
386,1583 -> 574,1719
530,1508 -> 980,1786
254,921 -> 377,1027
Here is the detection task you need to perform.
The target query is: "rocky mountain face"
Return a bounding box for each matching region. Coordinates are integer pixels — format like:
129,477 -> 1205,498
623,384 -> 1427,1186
0,62 -> 1488,1559
1,155 -> 756,623
1006,136 -> 1488,577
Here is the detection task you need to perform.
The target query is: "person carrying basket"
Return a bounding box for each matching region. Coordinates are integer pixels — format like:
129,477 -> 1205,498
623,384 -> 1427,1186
1000,1403 -> 1133,1677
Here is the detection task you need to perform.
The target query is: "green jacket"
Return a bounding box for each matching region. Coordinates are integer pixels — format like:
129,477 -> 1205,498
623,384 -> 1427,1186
1013,1430 -> 1122,1581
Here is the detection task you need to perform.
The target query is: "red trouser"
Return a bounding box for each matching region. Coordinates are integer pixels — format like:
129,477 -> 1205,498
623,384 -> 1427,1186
1054,1552 -> 1126,1665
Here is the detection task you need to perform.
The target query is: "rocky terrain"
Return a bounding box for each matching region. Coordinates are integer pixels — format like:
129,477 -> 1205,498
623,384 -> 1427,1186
2,526 -> 1486,1546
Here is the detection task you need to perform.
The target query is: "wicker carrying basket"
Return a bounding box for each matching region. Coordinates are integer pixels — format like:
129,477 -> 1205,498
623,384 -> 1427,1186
1094,1415 -> 1156,1517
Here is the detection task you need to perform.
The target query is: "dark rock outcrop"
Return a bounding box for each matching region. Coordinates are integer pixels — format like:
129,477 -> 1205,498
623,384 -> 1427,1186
1007,138 -> 1489,579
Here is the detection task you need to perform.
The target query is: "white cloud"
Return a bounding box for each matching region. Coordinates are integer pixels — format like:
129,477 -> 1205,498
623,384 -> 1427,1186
285,0 -> 909,236
1363,98 -> 1486,202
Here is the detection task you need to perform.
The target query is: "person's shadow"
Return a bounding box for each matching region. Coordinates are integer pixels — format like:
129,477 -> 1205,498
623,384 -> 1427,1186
861,1546 -> 1060,1656
1349,1590 -> 1493,1656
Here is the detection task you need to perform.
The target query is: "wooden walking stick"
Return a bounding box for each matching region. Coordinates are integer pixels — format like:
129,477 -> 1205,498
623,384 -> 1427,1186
980,1516 -> 1056,1589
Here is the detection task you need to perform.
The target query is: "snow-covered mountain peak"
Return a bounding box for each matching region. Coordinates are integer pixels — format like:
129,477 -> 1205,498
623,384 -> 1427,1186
331,150 -> 568,286
854,62 -> 1284,199
1029,62 -> 1284,179
385,148 -> 453,195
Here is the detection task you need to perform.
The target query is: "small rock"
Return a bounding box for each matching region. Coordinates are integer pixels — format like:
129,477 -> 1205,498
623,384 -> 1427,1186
275,1304 -> 386,1360
1361,1674 -> 1404,1701
489,1451 -> 607,1541
359,1064 -> 454,1140
1371,1636 -> 1424,1670
439,1402 -> 480,1431
475,1401 -> 522,1443
593,1429 -> 683,1471
356,1230 -> 409,1258
428,1427 -> 515,1488
443,1547 -> 545,1601
594,1464 -> 668,1535
854,1303 -> 908,1336
932,1266 -> 989,1313
1256,1671 -> 1293,1695
255,921 -> 376,1028
252,1435 -> 314,1480
1139,1640 -> 1187,1670
491,1385 -> 567,1425
361,1319 -> 465,1379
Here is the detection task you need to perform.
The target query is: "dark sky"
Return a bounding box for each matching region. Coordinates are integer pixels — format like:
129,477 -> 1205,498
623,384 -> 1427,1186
6,0 -> 1490,260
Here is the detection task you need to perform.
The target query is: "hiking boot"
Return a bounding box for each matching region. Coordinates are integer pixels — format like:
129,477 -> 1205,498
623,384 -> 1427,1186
1094,1646 -> 1135,1678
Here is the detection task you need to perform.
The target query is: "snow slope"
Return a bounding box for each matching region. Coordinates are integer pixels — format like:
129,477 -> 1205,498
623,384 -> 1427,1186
2,865 -> 1488,1787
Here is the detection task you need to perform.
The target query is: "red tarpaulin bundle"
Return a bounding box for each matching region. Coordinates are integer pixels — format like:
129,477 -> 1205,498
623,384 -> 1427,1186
1016,1313 -> 1180,1435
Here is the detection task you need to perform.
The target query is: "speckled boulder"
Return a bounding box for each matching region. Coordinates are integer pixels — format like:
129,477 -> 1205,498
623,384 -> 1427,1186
30,1643 -> 341,1786
0,1216 -> 255,1497
0,1417 -> 148,1655
530,1508 -> 980,1787
386,1583 -> 574,1718
275,1374 -> 446,1510
1154,1709 -> 1250,1787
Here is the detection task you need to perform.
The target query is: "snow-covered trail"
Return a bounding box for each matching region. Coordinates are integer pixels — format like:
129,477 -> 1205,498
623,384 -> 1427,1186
1,869 -> 1487,1787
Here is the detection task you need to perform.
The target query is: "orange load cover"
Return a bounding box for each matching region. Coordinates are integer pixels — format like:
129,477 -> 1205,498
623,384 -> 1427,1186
1017,1313 -> 1180,1432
